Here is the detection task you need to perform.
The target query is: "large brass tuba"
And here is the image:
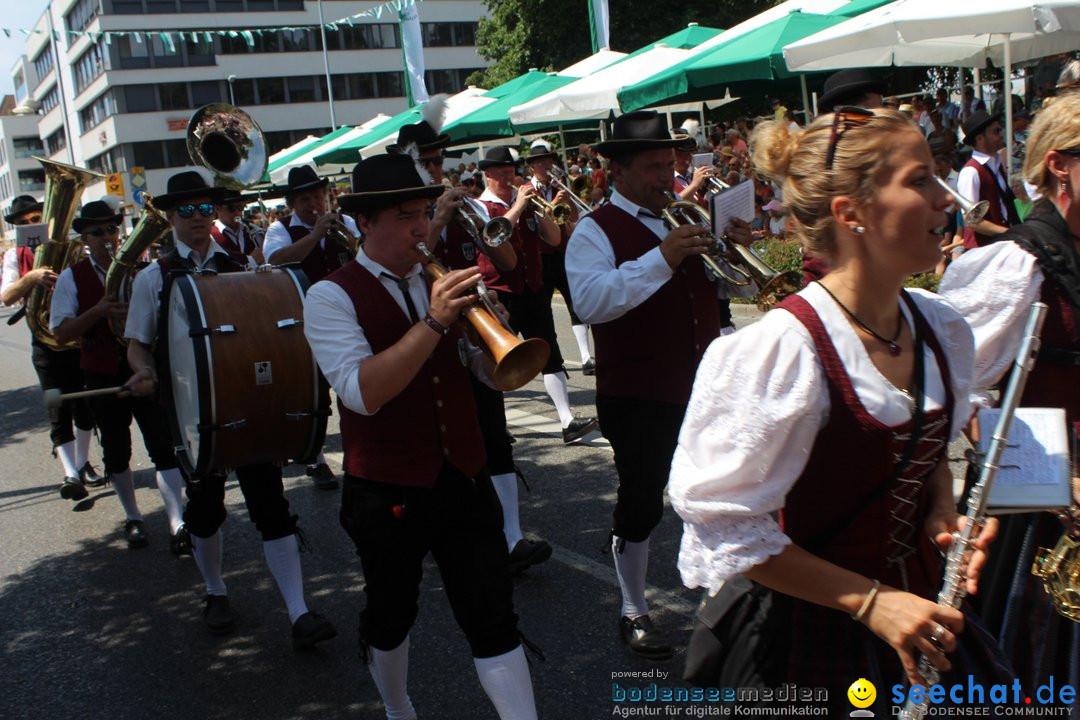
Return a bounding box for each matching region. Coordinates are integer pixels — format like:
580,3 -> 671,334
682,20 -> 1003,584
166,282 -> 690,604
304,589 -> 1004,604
186,102 -> 268,190
26,158 -> 104,350
104,194 -> 171,340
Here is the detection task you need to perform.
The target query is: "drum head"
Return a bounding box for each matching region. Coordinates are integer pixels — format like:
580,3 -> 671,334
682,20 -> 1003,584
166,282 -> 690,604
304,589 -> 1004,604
166,275 -> 210,474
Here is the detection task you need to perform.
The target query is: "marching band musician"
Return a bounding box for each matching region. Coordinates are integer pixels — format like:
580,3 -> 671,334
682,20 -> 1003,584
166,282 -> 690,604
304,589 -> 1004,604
526,139 -> 596,376
123,171 -> 336,648
479,146 -> 599,444
390,115 -> 552,574
672,135 -> 712,206
667,108 -> 1001,712
565,111 -> 756,660
1,194 -> 103,499
262,164 -> 357,490
212,189 -> 264,265
303,154 -> 538,720
49,201 -> 187,551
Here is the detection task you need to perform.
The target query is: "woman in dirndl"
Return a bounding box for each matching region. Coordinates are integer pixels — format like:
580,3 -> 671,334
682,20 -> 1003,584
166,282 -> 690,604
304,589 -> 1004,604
669,107 -> 1008,715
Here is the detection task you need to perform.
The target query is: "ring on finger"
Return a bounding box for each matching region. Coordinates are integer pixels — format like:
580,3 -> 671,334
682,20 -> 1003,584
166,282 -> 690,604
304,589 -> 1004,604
929,623 -> 947,648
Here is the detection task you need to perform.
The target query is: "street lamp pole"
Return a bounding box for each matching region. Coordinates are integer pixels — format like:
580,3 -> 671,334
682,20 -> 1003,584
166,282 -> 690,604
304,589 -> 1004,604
317,0 -> 337,129
227,74 -> 237,106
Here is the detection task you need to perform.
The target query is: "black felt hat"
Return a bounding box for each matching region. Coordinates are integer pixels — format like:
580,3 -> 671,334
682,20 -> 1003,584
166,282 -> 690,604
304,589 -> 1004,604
525,139 -> 559,163
72,200 -> 123,233
4,195 -> 42,223
962,110 -> 1002,146
215,188 -> 260,206
818,69 -> 887,112
155,171 -> 227,211
336,154 -> 445,213
592,111 -> 690,157
389,120 -> 452,155
284,165 -> 329,200
478,146 -> 521,170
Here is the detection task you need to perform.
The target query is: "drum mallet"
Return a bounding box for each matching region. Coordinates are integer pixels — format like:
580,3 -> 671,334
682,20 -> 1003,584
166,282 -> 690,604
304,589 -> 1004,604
44,386 -> 130,416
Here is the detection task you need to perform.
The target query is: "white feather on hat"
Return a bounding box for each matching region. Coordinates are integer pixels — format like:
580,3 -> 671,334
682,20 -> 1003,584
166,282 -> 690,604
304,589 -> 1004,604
402,140 -> 434,187
679,119 -> 700,138
423,94 -> 450,134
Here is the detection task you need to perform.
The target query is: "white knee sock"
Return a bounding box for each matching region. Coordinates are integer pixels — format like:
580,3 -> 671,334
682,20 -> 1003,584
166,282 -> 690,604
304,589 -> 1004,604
474,646 -> 538,720
263,534 -> 309,624
491,472 -> 523,551
56,440 -> 79,478
316,451 -> 327,466
75,427 -> 93,469
572,324 -> 592,364
612,535 -> 650,619
155,469 -> 186,534
369,637 -> 417,720
111,469 -> 142,521
542,372 -> 574,427
192,529 -> 227,596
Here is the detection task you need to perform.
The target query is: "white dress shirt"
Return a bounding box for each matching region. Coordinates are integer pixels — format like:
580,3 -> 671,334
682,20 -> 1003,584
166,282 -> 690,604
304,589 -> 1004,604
303,248 -> 491,416
263,212 -> 360,264
668,283 -> 975,594
49,255 -> 106,330
957,149 -> 1010,220
1,248 -> 21,305
565,189 -> 754,325
123,239 -> 235,344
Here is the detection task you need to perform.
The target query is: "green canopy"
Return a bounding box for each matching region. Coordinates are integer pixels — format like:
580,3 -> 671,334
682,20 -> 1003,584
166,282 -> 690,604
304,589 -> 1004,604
268,127 -> 353,176
627,24 -> 723,56
443,71 -> 576,144
313,106 -> 427,166
617,13 -> 848,112
827,0 -> 895,17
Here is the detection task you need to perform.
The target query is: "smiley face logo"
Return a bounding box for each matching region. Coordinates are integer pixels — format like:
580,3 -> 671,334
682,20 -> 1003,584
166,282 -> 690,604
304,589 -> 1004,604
847,678 -> 876,709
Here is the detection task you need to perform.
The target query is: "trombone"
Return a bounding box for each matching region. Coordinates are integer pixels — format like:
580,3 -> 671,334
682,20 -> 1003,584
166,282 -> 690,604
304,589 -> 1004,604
934,176 -> 989,225
547,166 -> 592,215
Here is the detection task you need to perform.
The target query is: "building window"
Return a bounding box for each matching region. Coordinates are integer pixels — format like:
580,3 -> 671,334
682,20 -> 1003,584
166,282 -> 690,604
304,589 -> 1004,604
328,23 -> 400,51
33,50 -> 54,84
0,174 -> 11,201
132,141 -> 165,169
287,76 -> 316,103
74,43 -> 108,95
13,137 -> 45,159
87,147 -> 123,175
65,0 -> 101,34
178,0 -> 210,10
158,83 -> 189,111
78,91 -> 118,134
421,22 -> 478,47
377,72 -> 405,98
256,77 -> 285,104
124,85 -> 157,112
18,169 -> 46,193
45,128 -> 67,156
425,68 -> 483,96
146,0 -> 179,13
14,72 -> 26,103
190,80 -> 221,107
115,36 -> 150,69
231,78 -> 256,105
40,86 -> 60,114
164,139 -> 189,167
108,0 -> 303,10
185,36 -> 215,65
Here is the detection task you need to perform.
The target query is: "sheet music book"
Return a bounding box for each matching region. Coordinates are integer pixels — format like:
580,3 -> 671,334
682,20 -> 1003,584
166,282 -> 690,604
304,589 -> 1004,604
15,223 -> 47,249
708,180 -> 755,237
976,407 -> 1073,514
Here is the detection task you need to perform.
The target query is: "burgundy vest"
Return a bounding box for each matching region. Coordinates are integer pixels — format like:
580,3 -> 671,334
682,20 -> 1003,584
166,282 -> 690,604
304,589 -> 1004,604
1020,278 -> 1080,439
16,246 -> 34,276
962,159 -> 1017,249
479,197 -> 543,293
278,215 -> 345,284
777,293 -> 952,598
210,224 -> 255,257
435,217 -> 482,271
535,182 -> 569,255
589,203 -> 721,405
801,249 -> 830,287
327,261 -> 485,487
71,258 -> 122,375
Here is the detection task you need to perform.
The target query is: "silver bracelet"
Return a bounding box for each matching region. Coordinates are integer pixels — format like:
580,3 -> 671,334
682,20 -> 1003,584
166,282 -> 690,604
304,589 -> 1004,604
852,579 -> 881,622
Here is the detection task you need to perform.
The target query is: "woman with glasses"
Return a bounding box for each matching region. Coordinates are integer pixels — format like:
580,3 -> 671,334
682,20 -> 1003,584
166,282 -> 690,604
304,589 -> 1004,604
939,92 -> 1080,698
667,108 -> 1005,712
49,200 -> 186,551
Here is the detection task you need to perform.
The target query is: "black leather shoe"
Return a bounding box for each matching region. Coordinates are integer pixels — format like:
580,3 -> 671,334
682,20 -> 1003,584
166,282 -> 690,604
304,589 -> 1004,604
619,615 -> 673,660
124,519 -> 149,548
507,538 -> 553,575
170,525 -> 192,556
562,416 -> 599,444
60,476 -> 88,501
291,611 -> 337,650
582,359 -> 596,376
79,462 -> 106,487
305,463 -> 339,490
203,595 -> 235,635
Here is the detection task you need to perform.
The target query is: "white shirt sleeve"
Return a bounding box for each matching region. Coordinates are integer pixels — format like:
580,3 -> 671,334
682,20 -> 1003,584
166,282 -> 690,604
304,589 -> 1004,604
565,216 -> 675,324
263,220 -> 295,264
303,278 -> 373,415
123,262 -> 163,345
938,241 -> 1042,403
1,249 -> 20,305
956,165 -> 981,210
49,268 -> 80,330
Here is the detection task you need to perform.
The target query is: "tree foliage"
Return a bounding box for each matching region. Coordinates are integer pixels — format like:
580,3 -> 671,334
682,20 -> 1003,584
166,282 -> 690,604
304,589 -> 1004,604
468,0 -> 779,89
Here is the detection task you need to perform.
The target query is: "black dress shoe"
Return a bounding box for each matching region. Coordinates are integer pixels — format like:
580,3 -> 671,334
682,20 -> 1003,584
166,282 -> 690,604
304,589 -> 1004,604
203,595 -> 235,635
562,416 -> 599,444
291,611 -> 337,650
60,476 -> 88,501
305,463 -> 339,490
124,519 -> 149,548
507,538 -> 553,575
619,615 -> 673,660
79,462 -> 106,487
170,525 -> 192,556
582,359 -> 596,376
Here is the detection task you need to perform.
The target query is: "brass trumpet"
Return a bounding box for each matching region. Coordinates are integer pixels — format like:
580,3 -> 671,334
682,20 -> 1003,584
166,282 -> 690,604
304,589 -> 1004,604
935,176 -> 989,225
661,191 -> 800,312
528,190 -> 573,225
416,242 -> 549,391
547,167 -> 592,215
456,196 -> 514,251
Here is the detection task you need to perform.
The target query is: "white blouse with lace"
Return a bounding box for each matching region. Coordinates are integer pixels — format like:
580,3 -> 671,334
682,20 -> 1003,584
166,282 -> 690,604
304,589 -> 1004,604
938,241 -> 1044,402
668,283 -> 975,593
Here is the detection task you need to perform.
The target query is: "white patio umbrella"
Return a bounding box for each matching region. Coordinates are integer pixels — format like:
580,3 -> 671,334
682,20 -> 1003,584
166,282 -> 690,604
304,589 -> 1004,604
269,114 -> 392,183
359,87 -> 496,159
783,0 -> 1080,177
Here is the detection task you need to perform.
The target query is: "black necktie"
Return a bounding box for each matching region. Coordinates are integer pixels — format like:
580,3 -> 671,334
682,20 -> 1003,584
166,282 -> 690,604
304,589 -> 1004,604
381,272 -> 421,323
639,209 -> 662,221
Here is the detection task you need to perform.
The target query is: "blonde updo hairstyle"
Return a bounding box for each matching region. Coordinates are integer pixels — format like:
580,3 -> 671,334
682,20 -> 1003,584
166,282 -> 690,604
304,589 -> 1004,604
750,108 -> 919,261
1023,92 -> 1080,199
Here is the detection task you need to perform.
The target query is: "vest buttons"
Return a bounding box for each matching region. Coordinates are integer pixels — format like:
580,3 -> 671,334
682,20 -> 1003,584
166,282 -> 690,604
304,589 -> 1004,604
440,424 -> 447,432
436,400 -> 444,408
693,318 -> 698,325
443,447 -> 450,456
432,376 -> 440,384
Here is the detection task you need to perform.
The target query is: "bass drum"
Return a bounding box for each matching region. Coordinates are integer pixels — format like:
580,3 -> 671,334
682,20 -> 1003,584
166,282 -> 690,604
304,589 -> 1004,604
163,266 -> 325,476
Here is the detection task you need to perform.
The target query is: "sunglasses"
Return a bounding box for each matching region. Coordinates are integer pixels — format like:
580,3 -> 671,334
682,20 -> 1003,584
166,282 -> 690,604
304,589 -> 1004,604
175,202 -> 216,219
13,214 -> 43,226
84,225 -> 120,237
421,157 -> 445,168
824,106 -> 875,171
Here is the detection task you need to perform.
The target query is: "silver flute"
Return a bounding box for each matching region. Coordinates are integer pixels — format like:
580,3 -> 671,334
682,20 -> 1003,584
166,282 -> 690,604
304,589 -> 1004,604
900,301 -> 1048,720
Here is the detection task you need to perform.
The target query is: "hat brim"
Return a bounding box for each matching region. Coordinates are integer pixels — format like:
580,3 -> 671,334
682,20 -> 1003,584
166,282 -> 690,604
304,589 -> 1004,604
4,201 -> 43,223
337,184 -> 446,213
818,81 -> 887,112
525,151 -> 559,163
155,187 -> 228,211
962,113 -> 1003,146
592,135 -> 690,158
285,177 -> 330,199
73,213 -> 123,233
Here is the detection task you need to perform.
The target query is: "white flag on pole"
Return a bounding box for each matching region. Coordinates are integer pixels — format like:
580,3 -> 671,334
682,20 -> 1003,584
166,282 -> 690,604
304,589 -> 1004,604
399,3 -> 429,105
589,0 -> 610,53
